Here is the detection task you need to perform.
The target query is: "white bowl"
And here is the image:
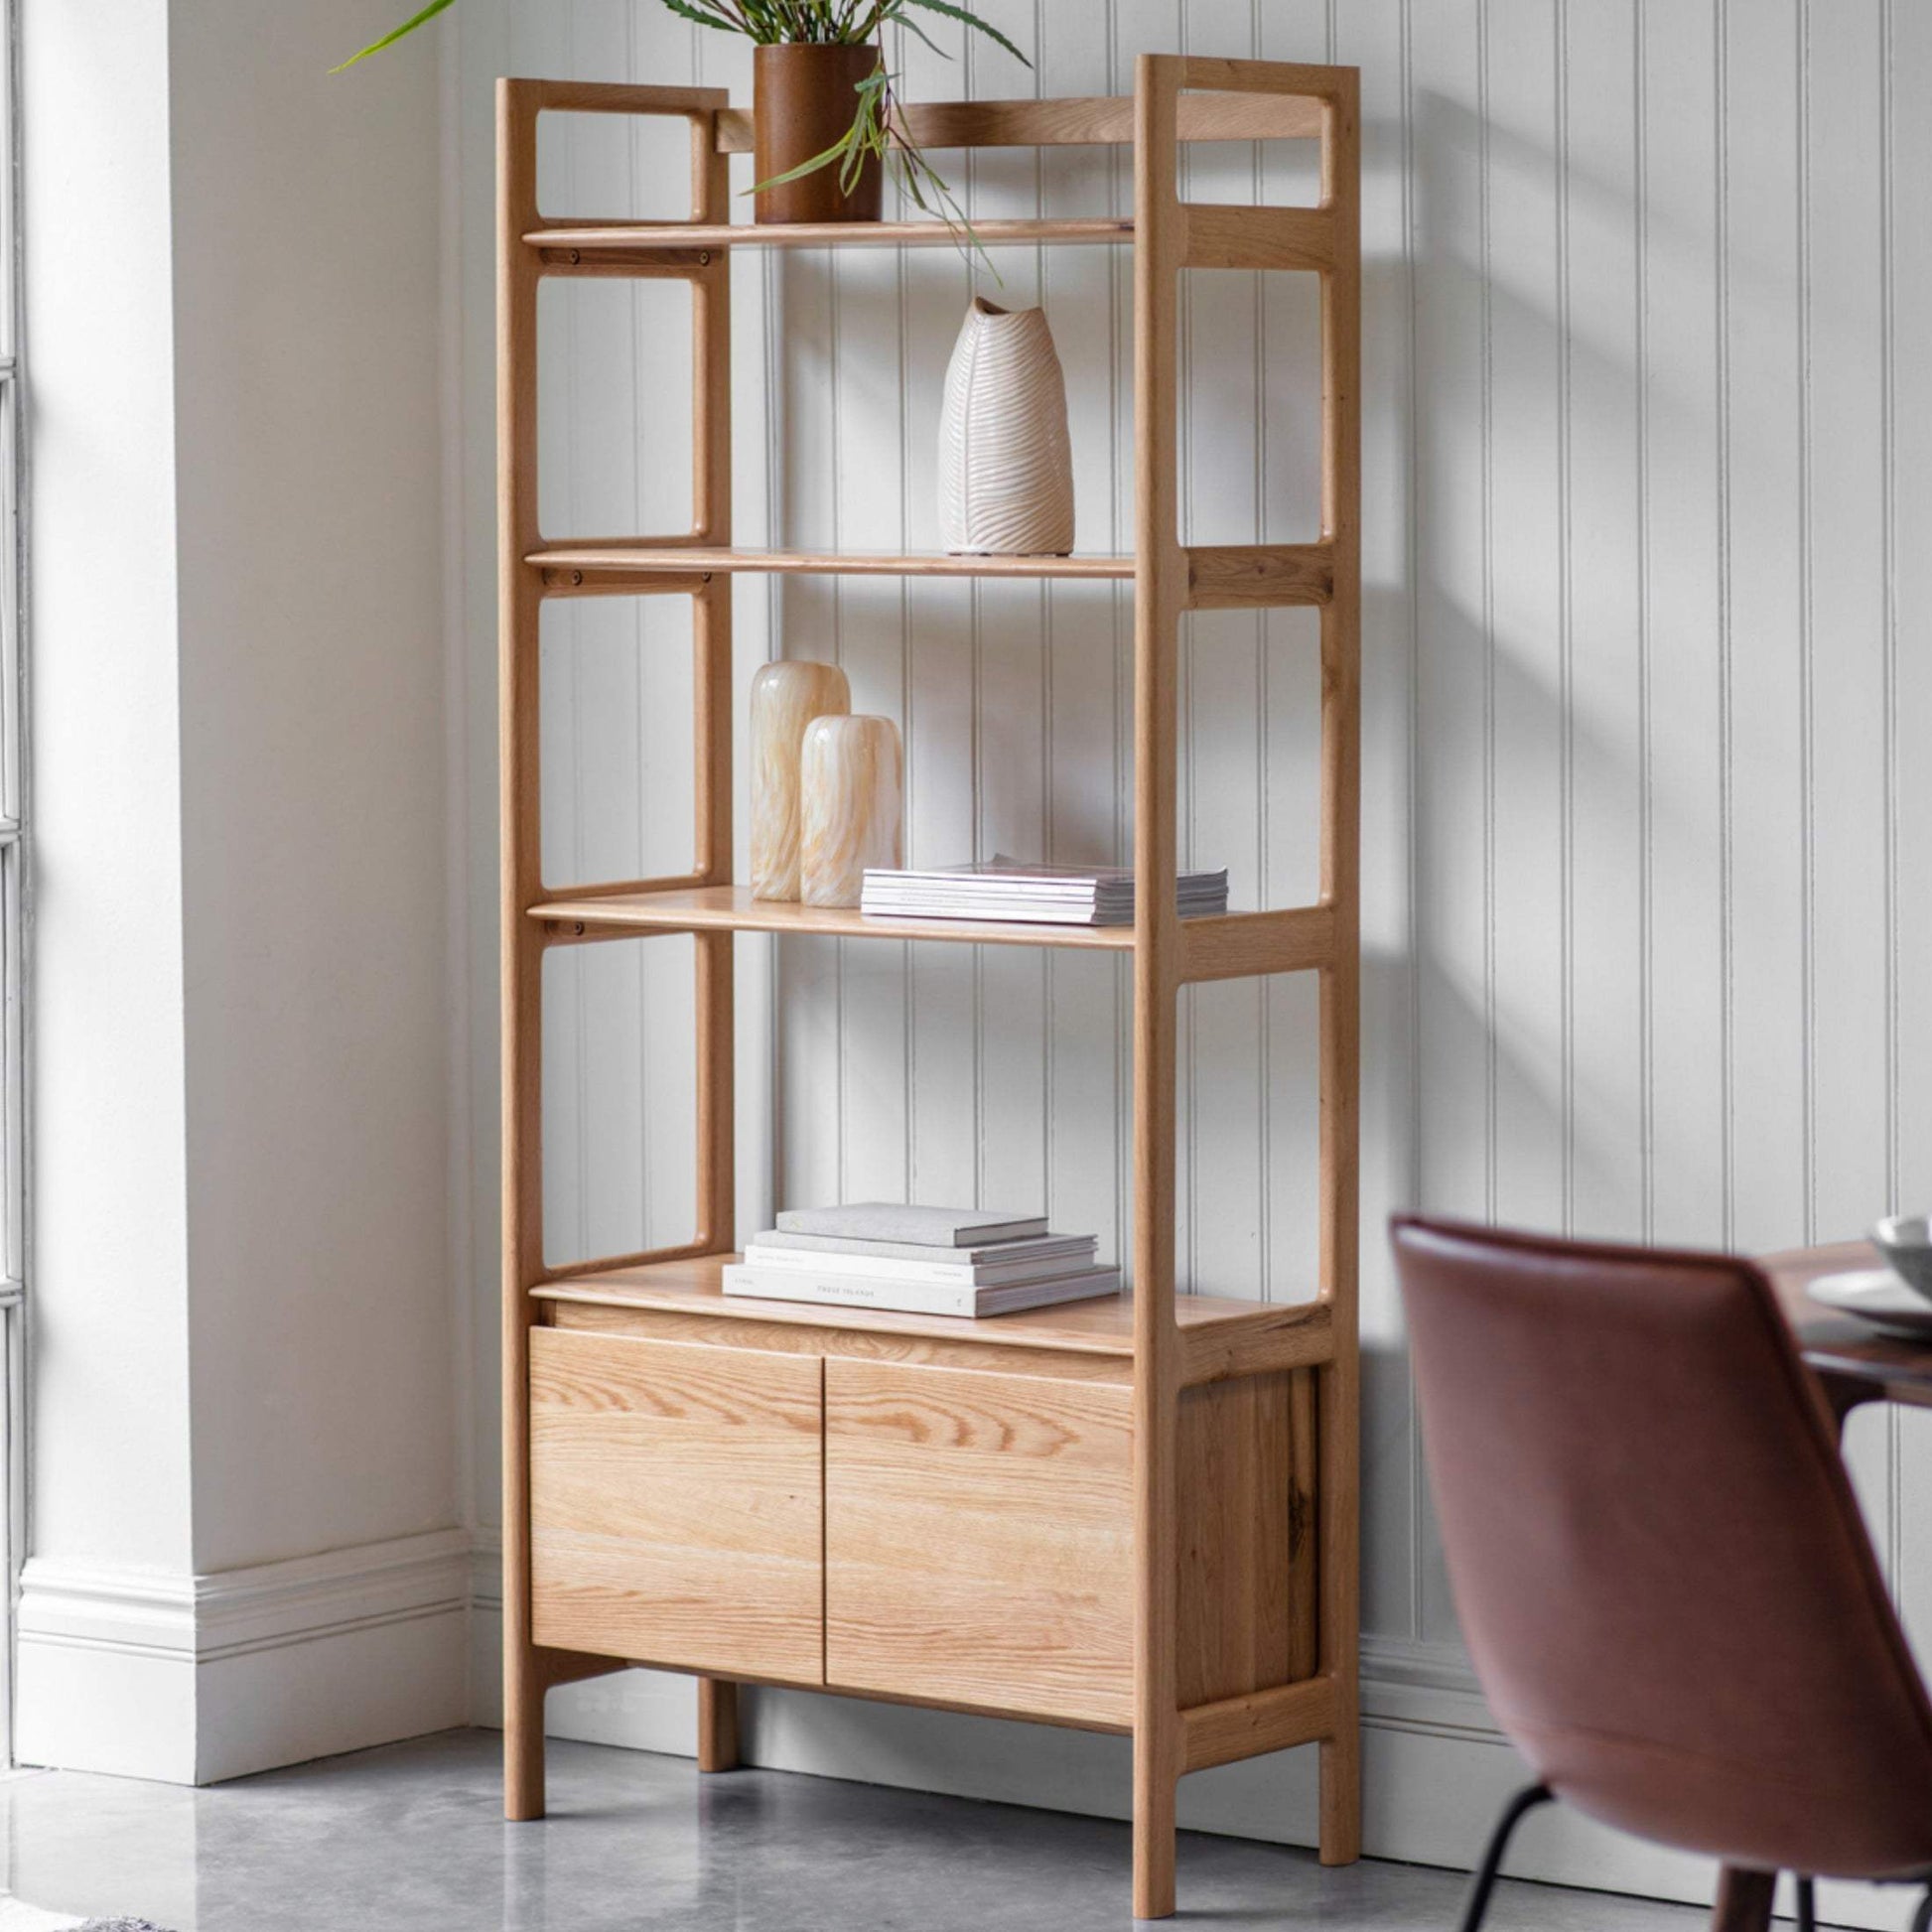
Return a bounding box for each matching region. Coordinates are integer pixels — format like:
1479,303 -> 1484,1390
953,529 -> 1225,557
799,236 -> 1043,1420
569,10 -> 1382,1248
1872,1214 -> 1932,1304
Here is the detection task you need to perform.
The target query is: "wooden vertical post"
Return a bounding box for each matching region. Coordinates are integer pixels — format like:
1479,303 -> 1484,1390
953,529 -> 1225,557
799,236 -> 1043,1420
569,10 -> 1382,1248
1315,67 -> 1363,1868
1131,53 -> 1184,1924
496,76 -> 548,1825
689,103 -> 742,1774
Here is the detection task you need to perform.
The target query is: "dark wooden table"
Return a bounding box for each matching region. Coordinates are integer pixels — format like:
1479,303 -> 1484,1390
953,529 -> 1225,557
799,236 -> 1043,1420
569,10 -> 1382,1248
1760,1239 -> 1932,1417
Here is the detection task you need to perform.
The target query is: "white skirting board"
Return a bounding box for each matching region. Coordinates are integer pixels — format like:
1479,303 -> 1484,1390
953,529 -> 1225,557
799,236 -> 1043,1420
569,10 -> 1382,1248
15,1528 -> 472,1785
469,1542 -> 1917,1932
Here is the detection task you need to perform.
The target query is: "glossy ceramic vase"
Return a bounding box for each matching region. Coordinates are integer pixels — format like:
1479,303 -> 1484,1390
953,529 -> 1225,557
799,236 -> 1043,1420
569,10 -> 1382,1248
799,714 -> 902,909
753,44 -> 884,225
937,297 -> 1076,556
751,659 -> 851,901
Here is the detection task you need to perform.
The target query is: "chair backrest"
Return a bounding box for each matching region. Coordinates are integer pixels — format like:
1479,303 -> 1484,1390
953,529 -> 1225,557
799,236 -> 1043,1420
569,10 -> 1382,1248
1392,1214 -> 1932,1879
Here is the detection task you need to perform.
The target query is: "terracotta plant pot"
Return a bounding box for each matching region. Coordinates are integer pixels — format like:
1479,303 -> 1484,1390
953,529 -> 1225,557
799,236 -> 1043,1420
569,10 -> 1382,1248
753,43 -> 885,225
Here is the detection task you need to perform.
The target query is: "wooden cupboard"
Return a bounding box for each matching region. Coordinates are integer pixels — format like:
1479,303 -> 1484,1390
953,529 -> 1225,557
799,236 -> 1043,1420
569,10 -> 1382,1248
528,1291 -> 1317,1739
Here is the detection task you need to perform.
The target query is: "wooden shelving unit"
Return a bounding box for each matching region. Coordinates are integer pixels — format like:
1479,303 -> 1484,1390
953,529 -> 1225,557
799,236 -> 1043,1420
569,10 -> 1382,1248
497,58 -> 1360,1920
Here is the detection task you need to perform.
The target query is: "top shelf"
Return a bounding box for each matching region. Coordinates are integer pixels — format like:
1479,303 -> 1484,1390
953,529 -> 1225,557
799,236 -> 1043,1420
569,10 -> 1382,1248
527,218 -> 1134,256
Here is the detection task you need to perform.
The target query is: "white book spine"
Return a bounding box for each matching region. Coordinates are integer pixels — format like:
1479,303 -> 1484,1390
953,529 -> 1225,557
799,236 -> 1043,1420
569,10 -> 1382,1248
742,1244 -> 1094,1286
744,1246 -> 979,1284
724,1264 -> 980,1317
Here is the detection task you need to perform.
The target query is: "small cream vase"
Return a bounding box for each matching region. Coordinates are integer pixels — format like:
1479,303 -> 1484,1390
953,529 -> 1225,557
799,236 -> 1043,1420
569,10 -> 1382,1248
750,659 -> 851,900
800,715 -> 902,909
937,297 -> 1075,556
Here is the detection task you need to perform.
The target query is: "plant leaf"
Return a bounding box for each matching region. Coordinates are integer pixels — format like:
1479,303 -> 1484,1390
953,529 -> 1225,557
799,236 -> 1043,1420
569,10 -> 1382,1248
747,130 -> 860,194
899,0 -> 1031,67
330,0 -> 458,73
657,0 -> 757,32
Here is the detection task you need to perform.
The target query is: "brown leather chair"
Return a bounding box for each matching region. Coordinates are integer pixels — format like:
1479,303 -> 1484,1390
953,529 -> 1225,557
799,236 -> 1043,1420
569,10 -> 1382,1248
1390,1215 -> 1932,1932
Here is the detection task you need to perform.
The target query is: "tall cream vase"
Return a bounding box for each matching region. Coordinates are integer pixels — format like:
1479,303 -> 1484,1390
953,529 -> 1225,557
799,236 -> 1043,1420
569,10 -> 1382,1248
750,659 -> 850,900
799,715 -> 902,909
937,297 -> 1075,556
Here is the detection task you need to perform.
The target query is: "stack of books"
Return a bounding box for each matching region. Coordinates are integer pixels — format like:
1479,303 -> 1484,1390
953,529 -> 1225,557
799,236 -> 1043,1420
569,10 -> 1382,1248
723,1203 -> 1120,1318
859,858 -> 1229,927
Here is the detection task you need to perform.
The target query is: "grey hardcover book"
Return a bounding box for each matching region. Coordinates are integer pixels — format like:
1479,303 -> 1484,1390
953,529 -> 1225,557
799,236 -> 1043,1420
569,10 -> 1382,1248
743,1241 -> 1101,1288
772,1201 -> 1048,1246
723,1262 -> 1121,1319
749,1228 -> 1096,1268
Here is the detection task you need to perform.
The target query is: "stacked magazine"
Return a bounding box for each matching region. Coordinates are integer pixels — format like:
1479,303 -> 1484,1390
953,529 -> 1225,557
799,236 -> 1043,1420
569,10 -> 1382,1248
860,858 -> 1229,927
723,1202 -> 1120,1319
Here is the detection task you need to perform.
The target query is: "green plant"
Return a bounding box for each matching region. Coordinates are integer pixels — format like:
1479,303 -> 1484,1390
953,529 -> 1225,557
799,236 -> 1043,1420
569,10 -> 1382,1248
334,0 -> 1028,262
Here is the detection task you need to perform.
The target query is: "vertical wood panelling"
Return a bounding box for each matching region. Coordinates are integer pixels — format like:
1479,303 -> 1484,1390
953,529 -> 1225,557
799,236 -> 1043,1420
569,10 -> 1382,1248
1409,0 -> 1490,1646
1634,0 -> 1725,1249
471,0 -> 1932,1798
1483,0 -> 1566,1235
1719,0 -> 1806,1256
1562,0 -> 1644,1240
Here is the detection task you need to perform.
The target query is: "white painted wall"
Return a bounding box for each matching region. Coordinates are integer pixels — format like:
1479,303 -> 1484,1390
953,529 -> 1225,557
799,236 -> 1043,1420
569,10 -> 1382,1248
19,0 -> 468,1780
423,0 -> 1931,1922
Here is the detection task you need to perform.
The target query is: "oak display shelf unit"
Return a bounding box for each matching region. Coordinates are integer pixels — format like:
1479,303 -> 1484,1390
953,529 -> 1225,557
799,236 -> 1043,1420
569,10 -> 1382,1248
498,59 -> 1360,1920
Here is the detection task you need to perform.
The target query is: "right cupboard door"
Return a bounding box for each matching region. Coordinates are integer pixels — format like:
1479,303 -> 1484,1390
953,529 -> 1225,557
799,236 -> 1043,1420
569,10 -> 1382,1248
823,1359 -> 1135,1727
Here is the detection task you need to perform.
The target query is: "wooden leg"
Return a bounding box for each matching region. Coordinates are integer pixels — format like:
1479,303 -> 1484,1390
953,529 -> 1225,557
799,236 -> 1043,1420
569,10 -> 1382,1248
504,1639 -> 546,1822
697,1678 -> 740,1772
1317,1697 -> 1363,1865
1711,1867 -> 1776,1932
1132,1726 -> 1177,1921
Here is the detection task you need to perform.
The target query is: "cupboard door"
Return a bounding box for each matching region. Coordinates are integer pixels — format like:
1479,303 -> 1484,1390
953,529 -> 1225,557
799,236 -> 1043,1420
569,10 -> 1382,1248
529,1329 -> 824,1685
824,1360 -> 1133,1726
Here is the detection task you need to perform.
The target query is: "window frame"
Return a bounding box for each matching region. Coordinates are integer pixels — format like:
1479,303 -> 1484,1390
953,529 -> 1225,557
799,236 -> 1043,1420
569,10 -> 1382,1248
0,0 -> 28,1764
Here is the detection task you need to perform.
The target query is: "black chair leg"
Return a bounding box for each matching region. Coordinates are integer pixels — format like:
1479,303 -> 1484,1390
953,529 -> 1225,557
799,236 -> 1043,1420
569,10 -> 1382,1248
1794,1877 -> 1815,1932
1456,1783 -> 1554,1932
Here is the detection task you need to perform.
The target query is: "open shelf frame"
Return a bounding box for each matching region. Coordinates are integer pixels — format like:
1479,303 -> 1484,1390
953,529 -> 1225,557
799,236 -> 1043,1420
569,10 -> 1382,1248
496,59 -> 1360,1920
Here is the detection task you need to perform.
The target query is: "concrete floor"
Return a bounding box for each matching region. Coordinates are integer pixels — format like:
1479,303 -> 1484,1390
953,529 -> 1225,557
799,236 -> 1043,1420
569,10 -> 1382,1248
2,1728 -> 1713,1932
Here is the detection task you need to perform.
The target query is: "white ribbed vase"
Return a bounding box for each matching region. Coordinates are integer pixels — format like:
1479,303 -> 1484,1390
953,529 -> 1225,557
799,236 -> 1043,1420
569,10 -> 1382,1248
799,715 -> 902,909
751,659 -> 851,900
937,298 -> 1075,557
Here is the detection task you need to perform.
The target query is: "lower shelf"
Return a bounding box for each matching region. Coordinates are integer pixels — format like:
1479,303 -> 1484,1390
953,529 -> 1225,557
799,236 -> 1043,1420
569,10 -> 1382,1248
533,1252 -> 1334,1385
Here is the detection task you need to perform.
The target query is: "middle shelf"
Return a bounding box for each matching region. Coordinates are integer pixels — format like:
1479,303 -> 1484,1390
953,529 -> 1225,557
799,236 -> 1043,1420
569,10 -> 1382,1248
534,884 -> 1136,951
530,887 -> 1339,981
527,544 -> 1136,590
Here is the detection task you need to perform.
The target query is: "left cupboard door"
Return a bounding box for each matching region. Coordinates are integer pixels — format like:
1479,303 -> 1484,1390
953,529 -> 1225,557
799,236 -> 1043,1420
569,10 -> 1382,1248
529,1328 -> 826,1685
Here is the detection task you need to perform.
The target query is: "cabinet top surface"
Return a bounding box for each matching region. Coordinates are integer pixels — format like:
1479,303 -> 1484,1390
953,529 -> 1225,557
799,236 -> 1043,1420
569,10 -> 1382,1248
533,1254 -> 1326,1358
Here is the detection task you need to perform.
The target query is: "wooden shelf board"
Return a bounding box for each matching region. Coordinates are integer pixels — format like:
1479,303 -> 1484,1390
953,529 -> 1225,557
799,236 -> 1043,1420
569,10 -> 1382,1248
533,886 -> 1139,951
532,1252 -> 1328,1362
529,217 -> 1134,254
529,544 -> 1134,584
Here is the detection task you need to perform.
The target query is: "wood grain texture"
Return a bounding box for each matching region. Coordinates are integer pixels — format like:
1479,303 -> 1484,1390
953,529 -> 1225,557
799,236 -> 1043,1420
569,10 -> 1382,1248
547,1296 -> 1139,1384
1179,906 -> 1335,984
713,92 -> 1324,153
532,885 -> 1138,952
1175,1369 -> 1310,1710
1314,62 -> 1364,1870
497,74 -> 551,1827
498,73 -> 733,1823
532,1252 -> 1331,1377
1181,205 -> 1334,275
696,1678 -> 739,1772
1132,53 -> 1187,1920
528,544 -> 1134,584
1186,543 -> 1334,611
527,218 -> 1134,253
824,1360 -> 1135,1726
529,1329 -> 824,1684
1180,1674 -> 1339,1774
